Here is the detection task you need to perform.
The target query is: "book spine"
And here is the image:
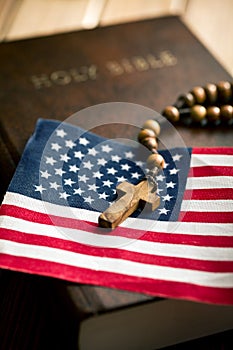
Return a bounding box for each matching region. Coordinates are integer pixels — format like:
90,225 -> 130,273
0,126 -> 18,202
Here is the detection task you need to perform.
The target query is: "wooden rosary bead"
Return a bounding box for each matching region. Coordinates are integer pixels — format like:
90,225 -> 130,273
183,92 -> 195,107
142,119 -> 160,136
206,106 -> 220,122
176,93 -> 195,108
205,83 -> 218,104
220,105 -> 233,121
190,105 -> 206,122
142,137 -> 158,151
191,86 -> 206,104
217,81 -> 232,103
147,153 -> 165,170
162,106 -> 179,122
138,128 -> 156,143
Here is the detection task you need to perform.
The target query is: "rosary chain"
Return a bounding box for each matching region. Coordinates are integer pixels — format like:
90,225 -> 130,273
99,81 -> 232,228
162,81 -> 233,126
138,80 -> 233,189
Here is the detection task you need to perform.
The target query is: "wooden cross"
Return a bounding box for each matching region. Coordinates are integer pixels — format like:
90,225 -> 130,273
98,179 -> 160,229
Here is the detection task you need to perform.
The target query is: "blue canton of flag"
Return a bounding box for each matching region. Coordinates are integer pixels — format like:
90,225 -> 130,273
10,119 -> 191,222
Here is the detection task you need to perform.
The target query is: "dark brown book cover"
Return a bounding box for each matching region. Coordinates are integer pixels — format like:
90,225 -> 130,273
0,16 -> 232,349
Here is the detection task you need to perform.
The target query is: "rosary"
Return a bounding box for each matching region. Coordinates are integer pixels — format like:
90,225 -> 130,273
98,81 -> 233,228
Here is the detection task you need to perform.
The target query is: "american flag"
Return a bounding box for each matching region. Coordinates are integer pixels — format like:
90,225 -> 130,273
0,119 -> 232,305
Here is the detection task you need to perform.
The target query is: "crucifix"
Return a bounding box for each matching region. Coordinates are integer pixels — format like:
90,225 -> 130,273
98,81 -> 233,228
98,119 -> 165,229
98,179 -> 160,229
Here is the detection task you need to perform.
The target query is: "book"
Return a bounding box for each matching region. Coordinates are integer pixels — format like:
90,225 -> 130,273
0,16 -> 232,349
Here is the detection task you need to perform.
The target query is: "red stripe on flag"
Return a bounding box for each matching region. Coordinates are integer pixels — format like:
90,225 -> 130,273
183,188 -> 233,200
1,228 -> 233,272
1,204 -> 98,230
192,148 -> 233,155
2,205 -> 233,247
188,166 -> 233,177
0,254 -> 232,305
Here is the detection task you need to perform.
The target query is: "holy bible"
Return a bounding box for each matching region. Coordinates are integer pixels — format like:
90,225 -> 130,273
0,16 -> 232,349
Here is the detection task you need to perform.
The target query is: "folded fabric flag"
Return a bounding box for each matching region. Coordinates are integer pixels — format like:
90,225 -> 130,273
0,119 -> 232,305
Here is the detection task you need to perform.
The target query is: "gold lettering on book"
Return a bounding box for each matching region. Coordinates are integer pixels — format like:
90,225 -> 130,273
70,66 -> 97,82
51,71 -> 72,85
121,59 -> 134,73
31,65 -> 97,89
106,50 -> 177,76
30,74 -> 52,89
30,50 -> 177,89
132,57 -> 149,71
105,61 -> 124,76
160,50 -> 177,66
146,54 -> 163,68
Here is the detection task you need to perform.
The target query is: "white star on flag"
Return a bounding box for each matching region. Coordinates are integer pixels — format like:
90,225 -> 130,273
101,144 -> 113,153
111,155 -> 121,162
51,143 -> 61,151
158,208 -> 170,215
169,168 -> 179,175
131,172 -> 141,179
64,178 -> 75,186
125,151 -> 134,159
56,129 -> 67,138
156,174 -> 166,181
103,180 -> 113,188
78,174 -> 89,183
166,181 -> 176,189
83,195 -> 94,204
116,176 -> 127,183
55,168 -> 66,176
74,151 -> 84,159
93,171 -> 103,179
88,184 -> 99,191
65,140 -> 76,148
59,192 -> 70,199
98,192 -> 109,200
45,156 -> 57,165
73,188 -> 84,195
83,160 -> 94,170
49,182 -> 60,190
97,158 -> 107,166
60,154 -> 71,162
172,154 -> 183,161
79,137 -> 89,146
88,148 -> 99,156
69,165 -> 79,173
135,161 -> 144,166
162,194 -> 173,202
34,184 -> 46,193
121,163 -> 131,171
40,170 -> 51,179
107,167 -> 118,175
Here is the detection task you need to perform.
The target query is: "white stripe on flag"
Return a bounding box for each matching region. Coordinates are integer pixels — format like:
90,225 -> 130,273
191,154 -> 233,167
186,176 -> 233,189
4,192 -> 100,223
1,239 -> 233,288
3,192 -> 233,235
1,216 -> 233,261
181,199 -> 233,212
